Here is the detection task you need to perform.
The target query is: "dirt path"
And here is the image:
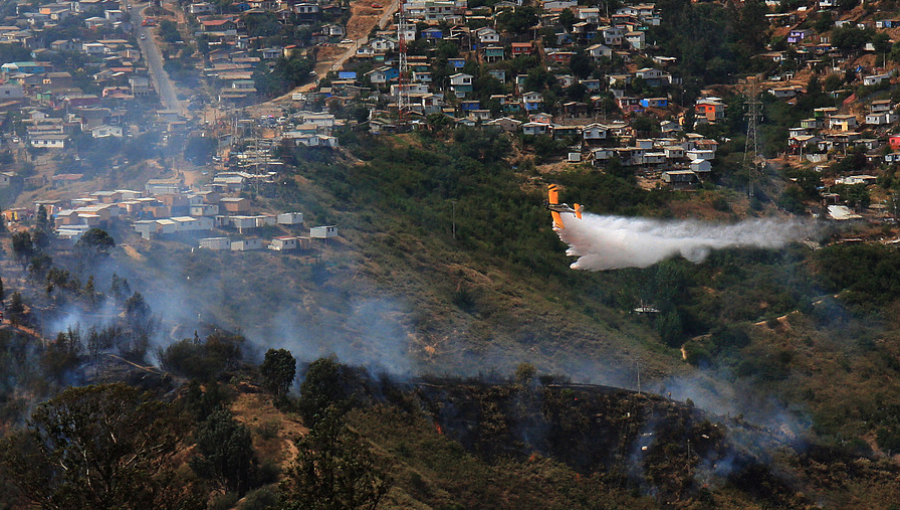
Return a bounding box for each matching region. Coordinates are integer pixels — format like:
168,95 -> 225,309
272,0 -> 401,99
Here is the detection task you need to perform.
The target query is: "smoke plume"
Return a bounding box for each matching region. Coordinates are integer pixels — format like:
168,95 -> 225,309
556,214 -> 818,271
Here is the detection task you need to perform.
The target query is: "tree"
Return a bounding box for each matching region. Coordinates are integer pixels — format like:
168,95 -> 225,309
278,407 -> 391,510
75,228 -> 115,259
35,205 -> 51,234
0,384 -> 204,510
183,135 -> 217,165
260,348 -> 296,398
7,291 -> 24,326
814,11 -> 833,33
123,292 -> 155,362
568,50 -> 592,79
189,409 -> 258,495
298,357 -> 353,428
558,8 -> 575,31
11,231 -> 34,269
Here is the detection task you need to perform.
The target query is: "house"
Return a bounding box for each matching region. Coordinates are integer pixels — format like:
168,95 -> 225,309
663,146 -> 685,159
523,122 -> 549,135
475,27 -> 499,45
522,91 -> 544,111
421,27 -> 444,39
188,2 -> 216,14
0,84 -> 24,100
484,117 -> 522,132
269,236 -> 298,251
231,238 -> 263,251
586,43 -> 613,60
625,31 -> 645,50
828,114 -> 858,131
220,197 -> 250,214
323,24 -> 345,38
642,152 -> 666,166
787,29 -> 812,44
662,170 -> 699,188
695,98 -> 726,123
617,96 -> 642,114
511,42 -> 534,56
364,66 -> 398,84
547,51 -> 575,65
30,134 -> 68,148
370,38 -> 396,52
310,225 -> 338,238
293,3 -> 321,19
483,46 -> 504,62
599,26 -> 625,46
582,123 -> 608,143
835,175 -> 877,185
635,68 -> 669,87
449,73 -> 473,97
128,76 -> 151,96
866,112 -> 898,125
90,125 -> 123,138
870,99 -> 892,113
690,159 -> 712,173
686,149 -> 714,161
199,237 -> 231,250
639,97 -> 668,108
277,212 -> 304,225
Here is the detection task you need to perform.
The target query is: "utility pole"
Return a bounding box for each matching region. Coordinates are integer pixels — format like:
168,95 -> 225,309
451,200 -> 456,240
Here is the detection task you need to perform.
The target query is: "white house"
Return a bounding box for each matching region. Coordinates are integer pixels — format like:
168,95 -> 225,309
277,212 -> 304,225
582,123 -> 608,142
310,225 -> 338,238
91,125 -> 123,138
269,236 -> 299,251
586,43 -> 613,60
231,238 -> 263,251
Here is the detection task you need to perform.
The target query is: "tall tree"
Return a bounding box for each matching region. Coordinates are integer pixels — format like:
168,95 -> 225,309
0,384 -> 204,510
11,231 -> 34,269
75,228 -> 115,260
189,409 -> 258,495
278,407 -> 391,510
260,348 -> 296,398
298,357 -> 353,428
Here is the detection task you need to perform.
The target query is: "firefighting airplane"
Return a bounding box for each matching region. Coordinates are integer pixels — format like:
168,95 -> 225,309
546,184 -> 583,230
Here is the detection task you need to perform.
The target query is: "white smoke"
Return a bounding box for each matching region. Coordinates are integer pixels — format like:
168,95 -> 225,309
556,214 -> 817,271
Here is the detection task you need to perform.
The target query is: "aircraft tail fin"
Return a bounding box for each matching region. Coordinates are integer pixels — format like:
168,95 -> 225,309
575,204 -> 583,219
548,184 -> 559,205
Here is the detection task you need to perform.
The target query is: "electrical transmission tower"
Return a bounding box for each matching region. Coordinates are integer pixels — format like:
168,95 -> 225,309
743,82 -> 764,198
397,0 -> 411,125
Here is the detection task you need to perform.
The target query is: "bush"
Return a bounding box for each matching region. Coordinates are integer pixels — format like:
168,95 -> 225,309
210,493 -> 240,510
241,488 -> 278,510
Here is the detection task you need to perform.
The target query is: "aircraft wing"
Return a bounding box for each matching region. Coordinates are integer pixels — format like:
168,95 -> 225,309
548,184 -> 559,205
551,210 -> 565,230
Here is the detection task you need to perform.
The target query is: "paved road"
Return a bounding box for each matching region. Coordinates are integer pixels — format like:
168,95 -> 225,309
131,2 -> 182,112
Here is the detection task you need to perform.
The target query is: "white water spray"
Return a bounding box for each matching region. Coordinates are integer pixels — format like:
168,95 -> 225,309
556,213 -> 817,271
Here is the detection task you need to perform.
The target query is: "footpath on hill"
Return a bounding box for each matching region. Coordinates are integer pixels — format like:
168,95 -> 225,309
274,0 -> 402,99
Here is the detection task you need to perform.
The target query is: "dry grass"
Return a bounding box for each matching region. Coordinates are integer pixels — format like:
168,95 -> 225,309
231,393 -> 308,470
